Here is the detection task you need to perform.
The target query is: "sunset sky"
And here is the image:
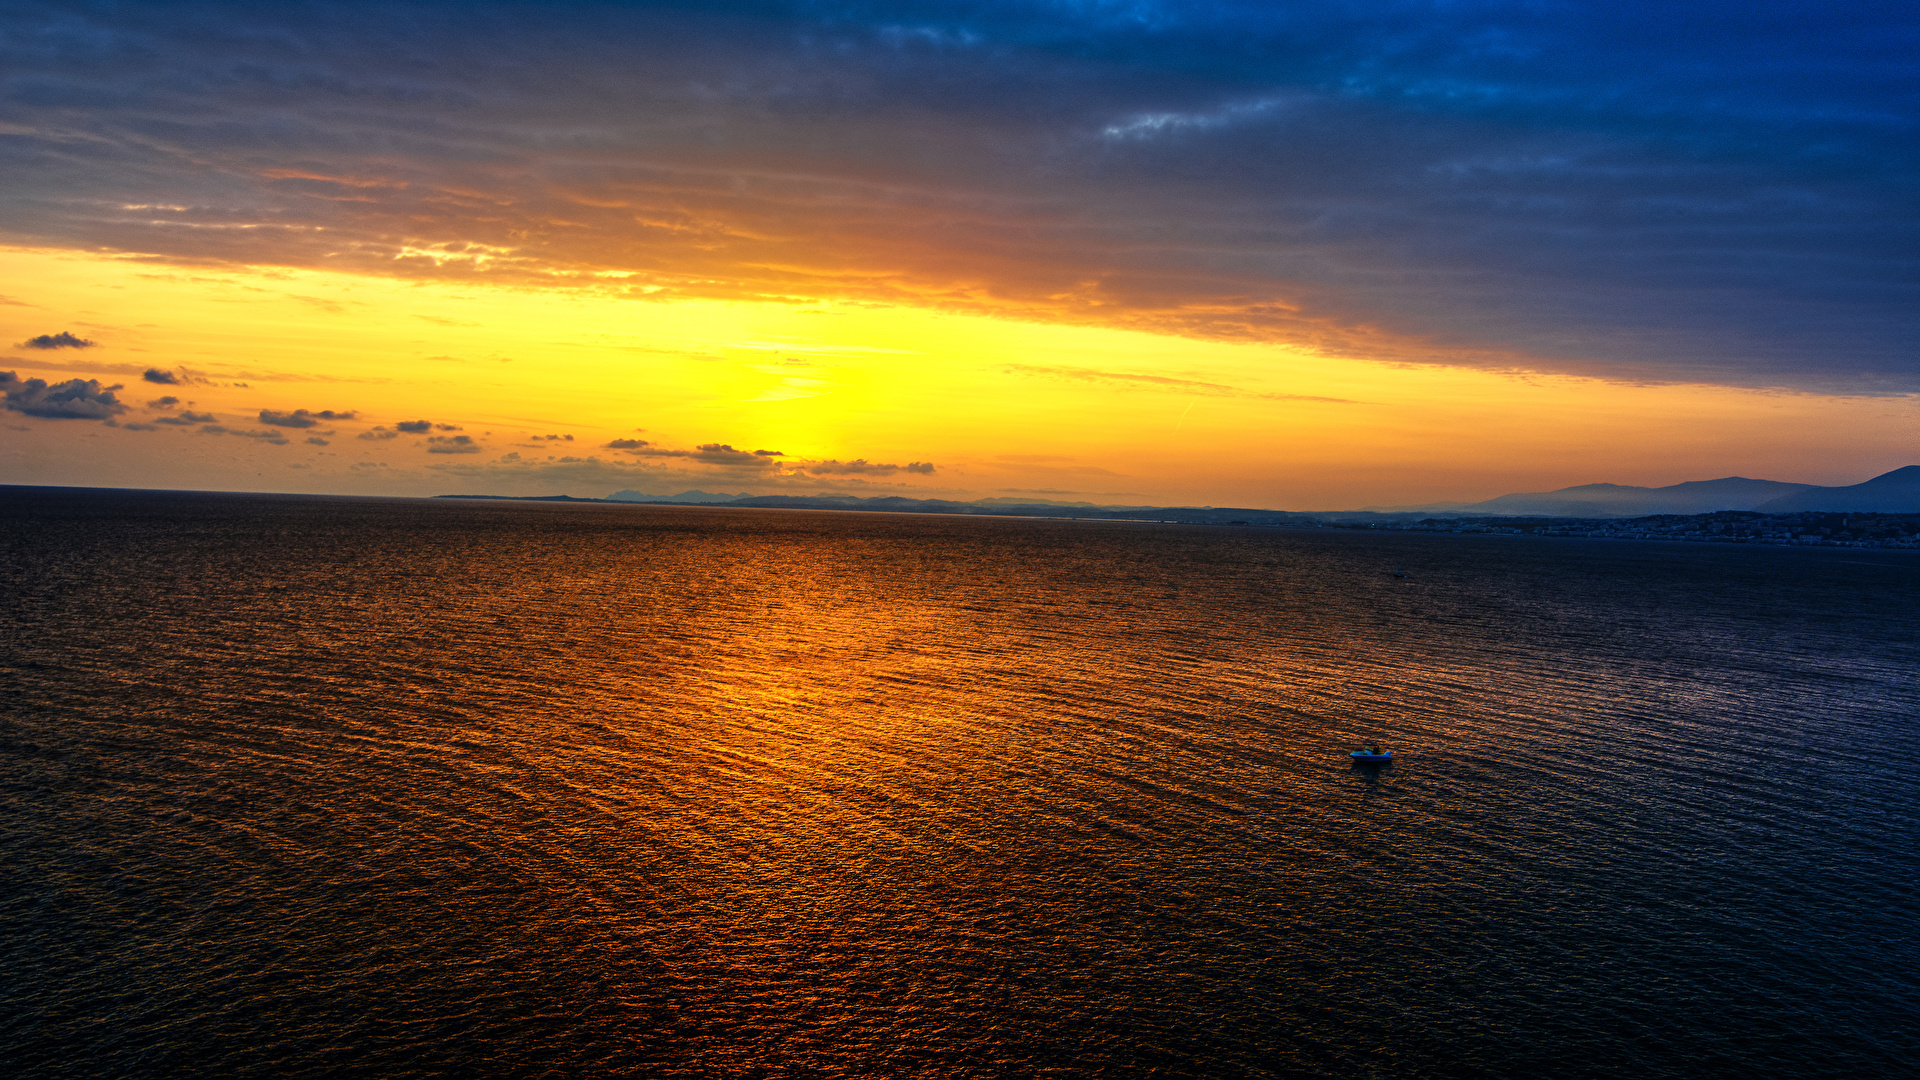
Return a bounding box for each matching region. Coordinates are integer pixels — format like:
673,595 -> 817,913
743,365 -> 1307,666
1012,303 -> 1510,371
2,1 -> 1914,508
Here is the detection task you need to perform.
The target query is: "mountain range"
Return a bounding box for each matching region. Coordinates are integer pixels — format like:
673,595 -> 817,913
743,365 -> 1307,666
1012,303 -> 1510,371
1357,466 -> 1920,517
607,489 -> 753,504
445,466 -> 1920,522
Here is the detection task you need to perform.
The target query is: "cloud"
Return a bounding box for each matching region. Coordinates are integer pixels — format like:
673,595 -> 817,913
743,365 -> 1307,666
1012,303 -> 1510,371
306,436 -> 329,445
155,410 -> 217,424
692,443 -> 776,466
142,368 -> 180,384
0,3 -> 1913,390
1004,364 -> 1359,404
427,434 -> 481,453
806,459 -> 936,476
0,371 -> 128,419
148,395 -> 180,408
424,453 -> 954,498
599,439 -> 788,468
119,422 -> 158,431
599,439 -> 925,475
21,332 -> 95,350
260,408 -> 357,428
395,420 -> 432,433
201,425 -> 289,444
358,426 -> 400,440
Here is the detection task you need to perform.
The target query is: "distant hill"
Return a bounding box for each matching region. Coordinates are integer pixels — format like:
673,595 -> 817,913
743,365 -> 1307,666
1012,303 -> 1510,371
445,466 -> 1919,522
1755,466 -> 1920,512
596,490 -> 1315,524
1362,476 -> 1819,518
607,489 -> 754,504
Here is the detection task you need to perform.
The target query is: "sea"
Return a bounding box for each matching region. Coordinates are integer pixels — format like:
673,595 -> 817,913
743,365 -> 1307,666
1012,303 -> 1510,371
2,486 -> 1916,1078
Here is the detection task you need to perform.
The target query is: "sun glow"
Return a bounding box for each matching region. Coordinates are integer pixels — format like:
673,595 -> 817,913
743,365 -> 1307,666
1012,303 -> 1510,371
1,246 -> 1912,506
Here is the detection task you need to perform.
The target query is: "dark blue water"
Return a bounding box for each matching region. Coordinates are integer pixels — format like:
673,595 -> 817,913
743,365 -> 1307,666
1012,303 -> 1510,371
3,486 -> 1916,1078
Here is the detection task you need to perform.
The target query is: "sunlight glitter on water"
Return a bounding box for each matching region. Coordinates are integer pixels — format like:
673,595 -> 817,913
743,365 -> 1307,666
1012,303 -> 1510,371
3,488 -> 1917,1078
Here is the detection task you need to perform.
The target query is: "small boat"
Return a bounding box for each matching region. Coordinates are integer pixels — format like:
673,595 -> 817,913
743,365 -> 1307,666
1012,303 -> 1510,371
1349,750 -> 1394,763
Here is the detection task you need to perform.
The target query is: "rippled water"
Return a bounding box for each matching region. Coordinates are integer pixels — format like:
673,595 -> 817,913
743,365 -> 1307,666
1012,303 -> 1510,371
3,486 -> 1917,1078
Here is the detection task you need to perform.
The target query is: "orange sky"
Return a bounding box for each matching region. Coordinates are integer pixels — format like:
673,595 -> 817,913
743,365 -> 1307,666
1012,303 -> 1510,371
2,5 -> 1914,508
2,246 -> 1912,508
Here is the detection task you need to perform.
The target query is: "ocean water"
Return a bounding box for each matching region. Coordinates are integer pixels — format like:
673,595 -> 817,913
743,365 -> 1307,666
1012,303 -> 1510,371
2,486 -> 1916,1078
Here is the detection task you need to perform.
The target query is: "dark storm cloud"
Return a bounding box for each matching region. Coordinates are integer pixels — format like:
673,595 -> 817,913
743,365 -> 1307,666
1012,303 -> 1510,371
0,2 -> 1915,389
142,368 -> 179,384
0,371 -> 127,419
259,408 -> 356,428
20,332 -> 95,350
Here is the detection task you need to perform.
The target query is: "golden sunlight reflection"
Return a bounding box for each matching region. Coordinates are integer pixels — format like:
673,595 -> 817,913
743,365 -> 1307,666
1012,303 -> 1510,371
8,489 -> 1916,1076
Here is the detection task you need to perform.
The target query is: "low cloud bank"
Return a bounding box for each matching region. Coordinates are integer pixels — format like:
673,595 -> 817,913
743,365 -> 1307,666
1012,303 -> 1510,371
429,453 -> 952,498
807,459 -> 936,476
601,437 -> 930,476
201,424 -> 290,444
154,410 -> 216,425
261,408 -> 357,428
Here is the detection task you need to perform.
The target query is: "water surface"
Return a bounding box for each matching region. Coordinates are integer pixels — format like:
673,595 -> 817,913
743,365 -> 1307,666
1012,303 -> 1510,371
3,487 -> 1916,1077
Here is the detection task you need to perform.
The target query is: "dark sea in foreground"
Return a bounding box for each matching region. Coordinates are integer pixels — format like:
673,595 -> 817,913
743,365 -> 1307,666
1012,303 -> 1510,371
3,486 -> 1917,1079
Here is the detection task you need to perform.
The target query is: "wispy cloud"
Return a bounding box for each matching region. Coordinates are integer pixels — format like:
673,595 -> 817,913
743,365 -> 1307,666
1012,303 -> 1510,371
1004,364 -> 1358,404
201,425 -> 290,445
